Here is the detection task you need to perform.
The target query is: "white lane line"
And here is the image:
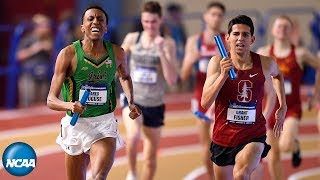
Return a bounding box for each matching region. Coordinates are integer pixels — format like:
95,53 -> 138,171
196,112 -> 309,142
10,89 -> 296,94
288,167 -> 320,180
0,107 -> 62,121
183,166 -> 207,180
0,123 -> 60,140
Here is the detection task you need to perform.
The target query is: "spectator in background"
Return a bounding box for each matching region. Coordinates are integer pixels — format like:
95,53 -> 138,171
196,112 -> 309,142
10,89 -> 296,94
164,3 -> 188,92
57,10 -> 77,47
16,14 -> 53,107
165,3 -> 187,62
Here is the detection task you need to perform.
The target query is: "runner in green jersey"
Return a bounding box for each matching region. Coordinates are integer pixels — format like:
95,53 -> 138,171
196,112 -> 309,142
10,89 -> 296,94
47,5 -> 141,180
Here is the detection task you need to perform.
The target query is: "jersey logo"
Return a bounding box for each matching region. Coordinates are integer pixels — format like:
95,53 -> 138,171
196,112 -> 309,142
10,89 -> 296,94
249,73 -> 258,78
237,80 -> 253,102
87,70 -> 107,81
81,67 -> 88,71
279,64 -> 290,74
105,59 -> 112,68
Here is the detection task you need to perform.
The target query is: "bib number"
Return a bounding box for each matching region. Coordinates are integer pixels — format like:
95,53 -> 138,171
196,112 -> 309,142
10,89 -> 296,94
198,58 -> 210,73
284,80 -> 292,95
227,102 -> 256,124
79,84 -> 107,105
191,98 -> 199,112
133,66 -> 157,84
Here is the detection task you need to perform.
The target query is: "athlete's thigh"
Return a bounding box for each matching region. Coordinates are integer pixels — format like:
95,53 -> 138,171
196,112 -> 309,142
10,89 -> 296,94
65,153 -> 89,180
90,137 -> 116,175
235,142 -> 264,173
142,126 -> 161,156
279,117 -> 299,146
213,163 -> 234,180
196,119 -> 211,144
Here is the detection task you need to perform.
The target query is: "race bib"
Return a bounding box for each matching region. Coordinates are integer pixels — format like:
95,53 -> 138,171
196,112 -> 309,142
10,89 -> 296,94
198,58 -> 210,73
284,80 -> 292,95
133,66 -> 157,84
191,98 -> 199,112
227,102 -> 256,124
79,84 -> 107,105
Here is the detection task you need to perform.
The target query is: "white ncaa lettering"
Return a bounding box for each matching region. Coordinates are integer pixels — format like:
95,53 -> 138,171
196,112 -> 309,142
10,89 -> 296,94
6,159 -> 36,168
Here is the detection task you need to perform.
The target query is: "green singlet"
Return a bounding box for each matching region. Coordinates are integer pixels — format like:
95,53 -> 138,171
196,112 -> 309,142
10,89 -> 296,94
62,40 -> 117,117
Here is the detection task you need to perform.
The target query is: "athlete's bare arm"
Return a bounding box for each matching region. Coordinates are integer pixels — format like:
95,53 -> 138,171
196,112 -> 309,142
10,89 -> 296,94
114,45 -> 133,105
121,32 -> 139,54
201,55 -> 233,109
47,46 -> 84,114
257,46 -> 276,121
263,73 -> 277,122
296,48 -> 320,105
157,36 -> 178,85
261,55 -> 287,137
180,35 -> 200,81
114,44 -> 141,119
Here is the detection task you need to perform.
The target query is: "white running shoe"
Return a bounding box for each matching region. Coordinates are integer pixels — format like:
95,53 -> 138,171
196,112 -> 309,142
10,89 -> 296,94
125,172 -> 137,180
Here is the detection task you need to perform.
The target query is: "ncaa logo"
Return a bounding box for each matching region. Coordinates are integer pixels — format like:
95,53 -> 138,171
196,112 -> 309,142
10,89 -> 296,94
2,142 -> 37,176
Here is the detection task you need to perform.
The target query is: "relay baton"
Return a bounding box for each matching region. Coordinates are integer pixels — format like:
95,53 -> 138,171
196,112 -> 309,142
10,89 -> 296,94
70,89 -> 90,126
214,35 -> 237,80
194,111 -> 211,123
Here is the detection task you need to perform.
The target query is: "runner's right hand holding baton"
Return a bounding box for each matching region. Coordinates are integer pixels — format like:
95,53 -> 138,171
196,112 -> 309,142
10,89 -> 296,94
214,35 -> 237,80
70,90 -> 90,126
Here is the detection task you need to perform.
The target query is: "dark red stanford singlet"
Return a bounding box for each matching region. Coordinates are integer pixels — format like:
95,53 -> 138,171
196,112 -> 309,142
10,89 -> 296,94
213,52 -> 266,147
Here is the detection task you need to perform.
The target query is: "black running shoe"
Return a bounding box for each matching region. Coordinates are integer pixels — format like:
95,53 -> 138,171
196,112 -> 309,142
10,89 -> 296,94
292,140 -> 302,168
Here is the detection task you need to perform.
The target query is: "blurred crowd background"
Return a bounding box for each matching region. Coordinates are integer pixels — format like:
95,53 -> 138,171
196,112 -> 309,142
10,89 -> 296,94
0,0 -> 319,109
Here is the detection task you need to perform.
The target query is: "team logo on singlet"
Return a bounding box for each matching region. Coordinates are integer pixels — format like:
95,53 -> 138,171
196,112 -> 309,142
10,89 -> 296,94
279,64 -> 290,74
237,80 -> 253,102
87,71 -> 107,81
105,58 -> 112,68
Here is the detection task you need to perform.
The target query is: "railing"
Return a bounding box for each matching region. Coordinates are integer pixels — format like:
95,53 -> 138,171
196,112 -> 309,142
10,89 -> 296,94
2,23 -> 27,109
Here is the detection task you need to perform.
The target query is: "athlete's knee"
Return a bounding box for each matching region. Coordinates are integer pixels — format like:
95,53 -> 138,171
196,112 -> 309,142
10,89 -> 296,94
126,132 -> 140,145
90,171 -> 107,180
233,166 -> 250,180
279,139 -> 294,152
269,153 -> 281,163
269,146 -> 281,159
143,156 -> 157,170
